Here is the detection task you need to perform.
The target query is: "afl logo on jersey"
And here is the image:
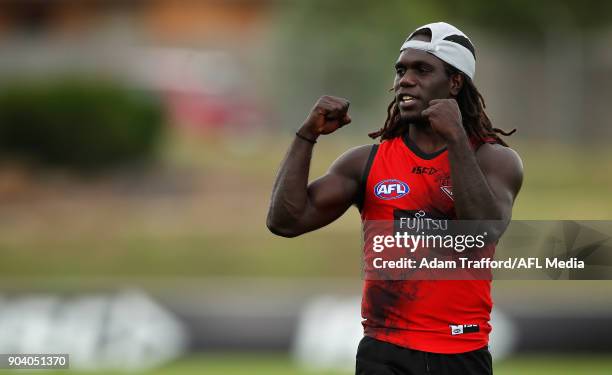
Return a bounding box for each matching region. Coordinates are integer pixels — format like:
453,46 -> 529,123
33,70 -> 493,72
374,179 -> 410,200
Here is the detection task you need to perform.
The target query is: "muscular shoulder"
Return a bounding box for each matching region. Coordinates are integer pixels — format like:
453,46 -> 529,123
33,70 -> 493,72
476,143 -> 524,194
328,144 -> 376,182
476,143 -> 522,171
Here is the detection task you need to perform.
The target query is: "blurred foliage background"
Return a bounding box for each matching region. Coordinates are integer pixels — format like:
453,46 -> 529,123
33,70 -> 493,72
0,0 -> 611,374
0,79 -> 163,170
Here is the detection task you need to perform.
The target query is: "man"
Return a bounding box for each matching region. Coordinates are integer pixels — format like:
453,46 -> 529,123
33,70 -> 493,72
267,22 -> 523,375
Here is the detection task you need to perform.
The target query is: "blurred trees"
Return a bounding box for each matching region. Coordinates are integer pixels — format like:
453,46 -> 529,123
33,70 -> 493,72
0,79 -> 164,171
446,0 -> 612,35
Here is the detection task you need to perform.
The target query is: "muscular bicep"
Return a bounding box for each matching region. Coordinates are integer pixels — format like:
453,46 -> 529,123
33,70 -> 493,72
297,145 -> 373,233
299,173 -> 358,230
477,144 -> 524,221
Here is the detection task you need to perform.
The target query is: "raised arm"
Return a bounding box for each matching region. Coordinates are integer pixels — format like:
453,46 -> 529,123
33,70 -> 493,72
422,98 -> 523,238
266,96 -> 372,237
457,142 -> 523,221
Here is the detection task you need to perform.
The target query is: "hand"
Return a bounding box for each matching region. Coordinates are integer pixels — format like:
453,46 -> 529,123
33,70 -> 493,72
421,99 -> 466,143
300,95 -> 351,139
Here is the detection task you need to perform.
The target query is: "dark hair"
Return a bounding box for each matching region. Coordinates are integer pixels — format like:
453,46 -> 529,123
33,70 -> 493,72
368,28 -> 515,146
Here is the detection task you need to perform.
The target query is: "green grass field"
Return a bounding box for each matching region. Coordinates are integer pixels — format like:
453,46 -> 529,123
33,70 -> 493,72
1,354 -> 611,375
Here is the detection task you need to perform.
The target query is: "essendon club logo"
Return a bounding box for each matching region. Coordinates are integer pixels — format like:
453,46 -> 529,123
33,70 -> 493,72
374,179 -> 410,200
440,185 -> 453,200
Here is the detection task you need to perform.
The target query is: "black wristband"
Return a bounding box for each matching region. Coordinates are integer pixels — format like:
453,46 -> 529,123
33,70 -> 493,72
295,131 -> 317,144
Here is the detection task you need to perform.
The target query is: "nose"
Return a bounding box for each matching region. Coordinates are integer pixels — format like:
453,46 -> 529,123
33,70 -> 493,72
399,71 -> 417,88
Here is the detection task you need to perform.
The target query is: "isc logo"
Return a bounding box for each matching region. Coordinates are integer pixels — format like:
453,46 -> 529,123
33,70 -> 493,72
374,179 -> 410,200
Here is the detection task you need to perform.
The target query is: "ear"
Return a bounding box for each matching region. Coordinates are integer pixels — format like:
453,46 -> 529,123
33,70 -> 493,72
449,73 -> 464,96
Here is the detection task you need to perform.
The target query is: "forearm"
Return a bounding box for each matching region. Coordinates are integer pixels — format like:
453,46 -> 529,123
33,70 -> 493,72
267,133 -> 317,234
447,135 -> 502,220
267,95 -> 352,236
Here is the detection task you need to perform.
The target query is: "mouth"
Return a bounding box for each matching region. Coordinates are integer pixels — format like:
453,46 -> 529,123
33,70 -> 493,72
397,93 -> 419,108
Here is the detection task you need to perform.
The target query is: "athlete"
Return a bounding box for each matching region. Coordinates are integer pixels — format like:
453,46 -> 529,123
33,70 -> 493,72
267,22 -> 523,375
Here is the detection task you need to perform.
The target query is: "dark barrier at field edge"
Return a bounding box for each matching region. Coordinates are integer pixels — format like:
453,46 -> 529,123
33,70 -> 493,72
361,220 -> 612,280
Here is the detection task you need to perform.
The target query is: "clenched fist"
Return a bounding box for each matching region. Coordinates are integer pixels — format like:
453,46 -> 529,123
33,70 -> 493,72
299,95 -> 352,140
421,99 -> 466,143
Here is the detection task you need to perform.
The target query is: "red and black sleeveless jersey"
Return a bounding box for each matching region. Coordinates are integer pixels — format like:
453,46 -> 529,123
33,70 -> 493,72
359,132 -> 497,354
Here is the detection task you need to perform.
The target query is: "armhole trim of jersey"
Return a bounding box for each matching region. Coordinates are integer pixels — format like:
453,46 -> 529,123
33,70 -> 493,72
357,144 -> 379,212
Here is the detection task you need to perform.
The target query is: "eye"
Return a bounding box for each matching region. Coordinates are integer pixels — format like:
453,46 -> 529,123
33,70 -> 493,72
395,66 -> 405,76
418,64 -> 433,74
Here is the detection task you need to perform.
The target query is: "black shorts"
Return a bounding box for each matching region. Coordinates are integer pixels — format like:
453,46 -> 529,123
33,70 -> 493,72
356,336 -> 492,375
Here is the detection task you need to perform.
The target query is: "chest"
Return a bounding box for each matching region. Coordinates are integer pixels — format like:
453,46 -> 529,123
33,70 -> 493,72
362,140 -> 455,219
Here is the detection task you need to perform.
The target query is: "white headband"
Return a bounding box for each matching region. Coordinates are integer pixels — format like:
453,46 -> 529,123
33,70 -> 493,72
400,22 -> 476,79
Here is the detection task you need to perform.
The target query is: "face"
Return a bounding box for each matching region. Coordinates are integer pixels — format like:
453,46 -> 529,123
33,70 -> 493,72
393,35 -> 459,124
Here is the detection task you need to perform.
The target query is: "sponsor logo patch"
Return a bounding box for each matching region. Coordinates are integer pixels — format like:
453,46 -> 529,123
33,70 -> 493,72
412,166 -> 438,175
374,179 -> 410,200
450,324 -> 480,335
